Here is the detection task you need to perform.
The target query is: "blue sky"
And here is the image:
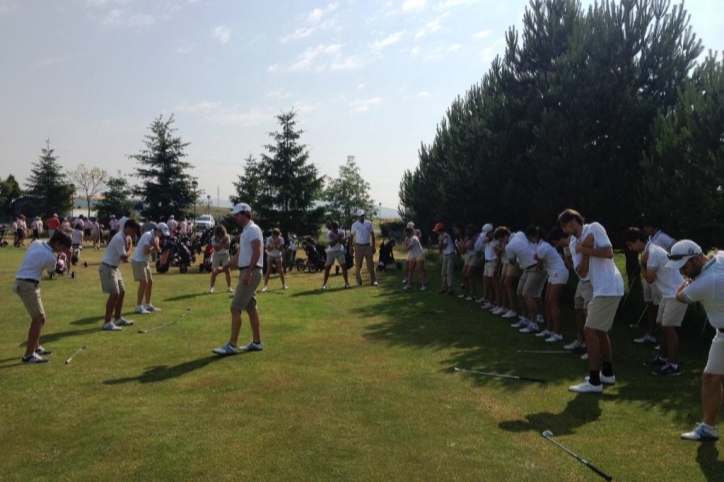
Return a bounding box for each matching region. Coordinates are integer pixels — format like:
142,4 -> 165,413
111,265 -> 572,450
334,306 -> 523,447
0,0 -> 722,209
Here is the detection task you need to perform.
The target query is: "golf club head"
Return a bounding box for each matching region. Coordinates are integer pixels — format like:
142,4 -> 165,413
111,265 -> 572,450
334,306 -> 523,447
542,430 -> 554,437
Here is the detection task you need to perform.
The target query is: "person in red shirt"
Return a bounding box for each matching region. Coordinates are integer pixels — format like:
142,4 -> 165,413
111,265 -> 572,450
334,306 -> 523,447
45,214 -> 61,237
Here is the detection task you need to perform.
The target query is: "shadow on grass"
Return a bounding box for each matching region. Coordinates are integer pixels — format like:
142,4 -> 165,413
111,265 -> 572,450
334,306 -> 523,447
696,443 -> 724,482
103,355 -> 225,385
498,393 -> 614,435
163,292 -> 208,302
362,271 -> 710,427
19,327 -> 99,347
71,315 -> 104,326
0,362 -> 23,370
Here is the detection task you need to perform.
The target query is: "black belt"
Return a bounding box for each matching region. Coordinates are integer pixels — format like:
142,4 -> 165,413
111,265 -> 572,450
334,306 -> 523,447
239,266 -> 261,270
17,278 -> 39,286
525,264 -> 537,270
101,262 -> 118,269
356,243 -> 370,246
718,328 -> 724,334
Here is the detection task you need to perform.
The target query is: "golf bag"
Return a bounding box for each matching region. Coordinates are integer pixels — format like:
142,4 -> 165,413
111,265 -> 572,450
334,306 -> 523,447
193,227 -> 214,256
299,237 -> 327,273
49,251 -> 75,279
156,235 -> 193,273
377,239 -> 400,271
199,242 -> 214,272
0,225 -> 8,247
71,244 -> 82,266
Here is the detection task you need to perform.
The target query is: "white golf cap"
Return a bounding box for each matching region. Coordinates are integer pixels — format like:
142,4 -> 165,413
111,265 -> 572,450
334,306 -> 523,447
156,222 -> 171,237
356,209 -> 365,216
482,223 -> 493,233
407,222 -> 415,229
168,215 -> 174,219
665,240 -> 703,270
232,203 -> 252,215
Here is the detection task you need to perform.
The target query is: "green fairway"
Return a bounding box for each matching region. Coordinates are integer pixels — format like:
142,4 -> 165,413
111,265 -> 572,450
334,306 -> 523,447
1,244 -> 722,481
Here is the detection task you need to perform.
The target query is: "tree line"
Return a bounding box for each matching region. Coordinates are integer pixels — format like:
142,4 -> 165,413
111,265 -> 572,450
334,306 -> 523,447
399,0 -> 723,248
2,110 -> 376,238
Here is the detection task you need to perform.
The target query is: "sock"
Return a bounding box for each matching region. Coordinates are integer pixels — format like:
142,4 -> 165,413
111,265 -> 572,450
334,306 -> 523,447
136,305 -> 142,310
602,362 -> 613,377
588,370 -> 601,386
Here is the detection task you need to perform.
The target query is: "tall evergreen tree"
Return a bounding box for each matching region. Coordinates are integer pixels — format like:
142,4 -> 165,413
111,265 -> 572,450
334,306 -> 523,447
131,114 -> 195,221
324,156 -> 375,228
258,110 -> 324,236
0,174 -> 23,219
24,139 -> 74,218
231,154 -> 265,210
95,173 -> 134,225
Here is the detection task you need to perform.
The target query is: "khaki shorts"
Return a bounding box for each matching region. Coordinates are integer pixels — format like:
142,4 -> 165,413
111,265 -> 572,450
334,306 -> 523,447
132,260 -> 152,282
517,269 -> 547,298
502,263 -> 519,278
99,263 -> 125,294
408,254 -> 425,262
705,332 -> 724,375
548,270 -> 569,286
212,252 -> 230,270
483,260 -> 497,277
643,281 -> 663,305
585,295 -> 621,332
267,253 -> 282,262
326,251 -> 346,267
13,280 -> 44,318
231,267 -> 262,312
656,297 -> 687,327
466,254 -> 480,267
574,281 -> 593,310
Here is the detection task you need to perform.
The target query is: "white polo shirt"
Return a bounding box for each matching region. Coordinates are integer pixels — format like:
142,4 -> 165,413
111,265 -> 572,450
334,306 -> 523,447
407,236 -> 424,257
537,241 -> 566,275
238,220 -> 263,268
569,232 -> 590,282
103,232 -> 128,267
351,219 -> 374,245
645,244 -> 684,299
505,232 -> 536,268
484,237 -> 497,261
15,241 -> 57,281
581,222 -> 624,297
117,216 -> 128,233
132,231 -> 157,263
327,230 -> 346,253
266,236 -> 284,256
683,253 -> 724,329
440,232 -> 455,256
649,230 -> 676,253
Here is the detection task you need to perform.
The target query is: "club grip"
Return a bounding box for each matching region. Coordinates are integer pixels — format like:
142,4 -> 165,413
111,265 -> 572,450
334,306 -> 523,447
586,461 -> 612,481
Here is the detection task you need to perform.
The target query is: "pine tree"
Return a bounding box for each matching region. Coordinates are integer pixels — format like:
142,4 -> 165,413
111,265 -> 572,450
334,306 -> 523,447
131,115 -> 195,221
258,110 -> 324,236
95,173 -> 134,225
324,156 -> 375,228
24,140 -> 74,218
0,174 -> 23,218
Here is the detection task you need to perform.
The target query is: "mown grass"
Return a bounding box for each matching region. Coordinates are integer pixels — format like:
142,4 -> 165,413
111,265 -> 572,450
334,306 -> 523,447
1,244 -> 722,481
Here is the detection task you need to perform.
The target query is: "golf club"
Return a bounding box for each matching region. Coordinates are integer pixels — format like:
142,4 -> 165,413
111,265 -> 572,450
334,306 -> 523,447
138,307 -> 190,334
629,304 -> 649,328
516,350 -> 569,354
541,430 -> 612,481
65,346 -> 88,364
617,276 -> 637,320
453,367 -> 546,383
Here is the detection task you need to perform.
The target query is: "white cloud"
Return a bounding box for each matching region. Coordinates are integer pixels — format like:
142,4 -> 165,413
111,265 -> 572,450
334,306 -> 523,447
330,55 -> 365,71
415,15 -> 445,39
418,91 -> 430,98
411,47 -> 421,56
357,83 -> 365,89
100,9 -> 154,27
282,3 -> 338,43
86,0 -> 134,7
350,97 -> 381,113
293,101 -> 321,114
34,54 -> 71,69
266,89 -> 291,99
473,29 -> 492,39
370,31 -> 405,51
438,0 -> 471,7
174,101 -> 221,113
480,46 -> 496,61
175,42 -> 196,54
213,25 -> 231,44
424,44 -> 460,61
402,0 -> 425,12
266,64 -> 281,73
289,44 -> 342,72
205,108 -> 275,126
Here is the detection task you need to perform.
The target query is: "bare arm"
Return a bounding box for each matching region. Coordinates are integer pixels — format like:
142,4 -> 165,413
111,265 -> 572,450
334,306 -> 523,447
675,279 -> 691,304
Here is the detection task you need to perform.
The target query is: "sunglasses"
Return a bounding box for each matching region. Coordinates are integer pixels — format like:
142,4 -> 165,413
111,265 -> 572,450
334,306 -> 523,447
667,254 -> 695,261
